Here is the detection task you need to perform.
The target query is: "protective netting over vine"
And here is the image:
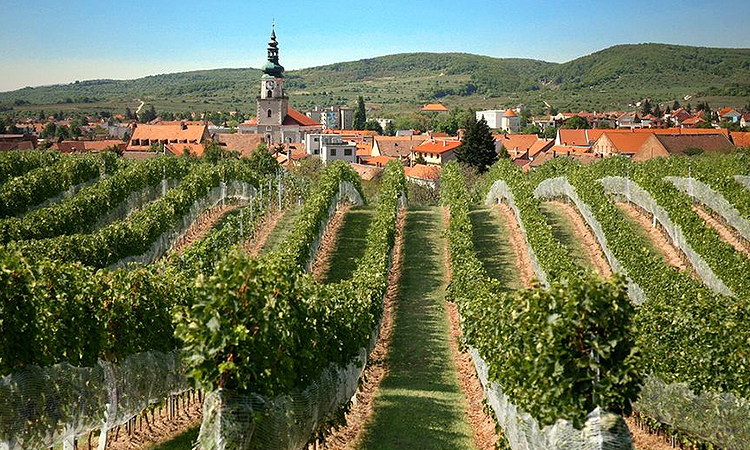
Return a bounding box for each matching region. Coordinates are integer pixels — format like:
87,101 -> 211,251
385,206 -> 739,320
196,181 -> 369,450
469,347 -> 633,450
734,175 -> 750,191
484,179 -> 549,286
483,179 -> 635,449
109,180 -> 256,269
533,177 -> 646,305
20,176 -> 100,218
197,347 -> 369,450
665,176 -> 750,243
636,375 -> 750,450
532,176 -> 750,450
599,176 -> 734,297
93,178 -> 181,230
0,351 -> 187,450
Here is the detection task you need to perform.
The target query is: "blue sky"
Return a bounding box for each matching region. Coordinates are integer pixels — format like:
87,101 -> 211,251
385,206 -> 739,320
1,0 -> 749,92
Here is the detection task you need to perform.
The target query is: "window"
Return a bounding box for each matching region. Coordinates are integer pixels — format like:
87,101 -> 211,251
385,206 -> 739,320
267,90 -> 273,98
267,109 -> 272,118
314,149 -> 319,155
132,139 -> 140,146
314,137 -> 319,142
344,148 -> 352,156
330,148 -> 337,156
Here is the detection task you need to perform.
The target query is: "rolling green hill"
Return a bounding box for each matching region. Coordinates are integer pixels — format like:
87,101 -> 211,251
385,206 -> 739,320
1,43 -> 749,118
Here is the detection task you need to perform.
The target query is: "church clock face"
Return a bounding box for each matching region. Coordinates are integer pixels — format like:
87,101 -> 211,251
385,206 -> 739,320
266,80 -> 275,90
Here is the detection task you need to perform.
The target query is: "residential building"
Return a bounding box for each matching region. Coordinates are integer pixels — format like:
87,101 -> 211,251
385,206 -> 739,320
731,131 -> 750,148
410,139 -> 461,166
372,136 -> 427,160
718,107 -> 742,123
304,133 -> 357,164
476,109 -> 520,132
616,111 -> 644,129
126,122 -> 209,156
591,132 -> 652,158
422,103 -> 449,113
741,114 -> 750,129
634,134 -> 733,161
215,133 -> 265,157
404,164 -> 441,187
0,134 -> 37,151
52,140 -> 124,153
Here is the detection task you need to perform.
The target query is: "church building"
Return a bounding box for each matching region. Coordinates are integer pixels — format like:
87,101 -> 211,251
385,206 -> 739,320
239,27 -> 323,143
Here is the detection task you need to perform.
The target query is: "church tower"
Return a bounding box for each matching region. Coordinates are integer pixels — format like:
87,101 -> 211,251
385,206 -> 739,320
257,26 -> 288,131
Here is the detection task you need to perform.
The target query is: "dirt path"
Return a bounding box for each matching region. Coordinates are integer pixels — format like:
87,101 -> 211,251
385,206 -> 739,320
692,205 -> 750,257
443,208 -> 500,450
625,417 -> 675,450
170,202 -> 243,256
547,200 -> 613,277
86,392 -> 202,450
312,205 -> 351,282
616,201 -> 691,272
319,209 -> 405,450
493,203 -> 536,287
244,208 -> 285,257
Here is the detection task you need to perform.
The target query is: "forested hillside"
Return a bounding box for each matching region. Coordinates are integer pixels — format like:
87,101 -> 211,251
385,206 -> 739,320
1,43 -> 748,117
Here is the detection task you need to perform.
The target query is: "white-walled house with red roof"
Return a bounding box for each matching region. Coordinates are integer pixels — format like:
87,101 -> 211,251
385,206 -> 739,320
475,109 -> 520,132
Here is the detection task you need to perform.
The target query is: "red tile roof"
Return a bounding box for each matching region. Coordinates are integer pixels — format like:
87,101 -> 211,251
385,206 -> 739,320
283,107 -> 322,127
404,164 -> 441,180
422,103 -> 449,112
413,139 -> 461,154
504,109 -> 518,118
731,132 -> 750,148
597,132 -> 652,154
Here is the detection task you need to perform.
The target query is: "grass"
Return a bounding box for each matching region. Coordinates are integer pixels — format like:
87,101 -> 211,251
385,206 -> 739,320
469,207 -> 523,291
260,206 -> 300,253
540,201 -> 598,272
145,426 -> 199,450
358,207 -> 474,450
323,207 -> 375,283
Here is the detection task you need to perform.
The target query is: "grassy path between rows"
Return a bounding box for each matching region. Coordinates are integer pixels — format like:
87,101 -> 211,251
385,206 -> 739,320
323,207 -> 375,283
540,201 -> 597,272
358,207 -> 475,450
469,207 -> 522,291
260,206 -> 300,253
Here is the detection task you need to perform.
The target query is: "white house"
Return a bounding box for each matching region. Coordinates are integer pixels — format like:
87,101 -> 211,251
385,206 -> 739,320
305,133 -> 357,164
476,109 -> 520,132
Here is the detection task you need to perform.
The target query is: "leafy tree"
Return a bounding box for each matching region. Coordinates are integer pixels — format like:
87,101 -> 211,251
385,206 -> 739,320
41,122 -> 57,138
384,121 -> 396,136
686,103 -> 692,113
672,100 -> 681,110
497,144 -> 510,159
0,119 -> 6,134
245,143 -> 279,176
653,105 -> 662,118
561,116 -> 589,129
122,130 -> 131,143
201,140 -> 239,163
125,107 -> 134,120
520,124 -> 542,136
413,155 -> 427,165
543,126 -> 557,139
596,121 -> 612,129
364,120 -> 383,134
38,110 -> 45,121
641,100 -> 652,115
352,96 -> 366,130
54,125 -> 71,140
455,115 -> 497,172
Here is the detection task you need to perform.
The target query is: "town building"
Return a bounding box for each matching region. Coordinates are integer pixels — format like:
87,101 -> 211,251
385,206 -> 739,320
718,107 -> 742,123
422,103 -> 449,113
634,134 -> 734,160
372,135 -> 427,161
304,133 -> 357,164
238,28 -> 323,144
126,122 -> 209,156
476,109 -> 520,132
410,139 -> 461,166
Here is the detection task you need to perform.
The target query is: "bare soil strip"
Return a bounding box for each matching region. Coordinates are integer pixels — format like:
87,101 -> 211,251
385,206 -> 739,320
311,204 -> 351,282
86,393 -> 202,450
625,417 -> 675,450
170,202 -> 244,256
492,203 -> 536,287
244,207 -> 285,257
692,204 -> 750,257
443,207 -> 500,450
318,208 -> 405,450
547,200 -> 613,277
615,201 -> 691,273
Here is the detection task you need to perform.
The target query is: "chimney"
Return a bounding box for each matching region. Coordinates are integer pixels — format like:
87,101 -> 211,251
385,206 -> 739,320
180,121 -> 187,130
